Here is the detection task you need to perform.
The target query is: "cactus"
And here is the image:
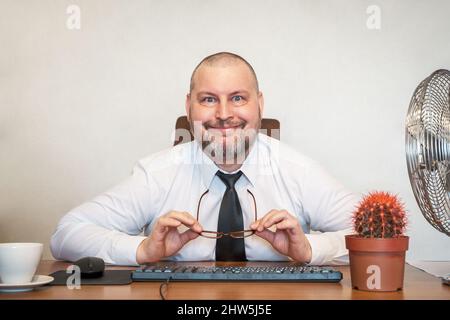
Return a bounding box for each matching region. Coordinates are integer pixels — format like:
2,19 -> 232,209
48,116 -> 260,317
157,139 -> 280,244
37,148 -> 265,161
353,191 -> 407,238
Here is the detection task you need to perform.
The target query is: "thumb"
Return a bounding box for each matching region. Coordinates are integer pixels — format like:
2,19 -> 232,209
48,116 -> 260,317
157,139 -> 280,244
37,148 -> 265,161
179,229 -> 200,245
255,229 -> 275,244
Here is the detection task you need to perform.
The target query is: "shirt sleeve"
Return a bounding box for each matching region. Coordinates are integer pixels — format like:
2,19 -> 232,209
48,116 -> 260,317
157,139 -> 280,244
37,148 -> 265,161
50,161 -> 160,266
301,162 -> 361,265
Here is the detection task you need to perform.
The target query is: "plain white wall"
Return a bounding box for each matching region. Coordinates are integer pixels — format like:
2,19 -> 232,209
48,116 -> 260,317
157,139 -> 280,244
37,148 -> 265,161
1,0 -> 449,261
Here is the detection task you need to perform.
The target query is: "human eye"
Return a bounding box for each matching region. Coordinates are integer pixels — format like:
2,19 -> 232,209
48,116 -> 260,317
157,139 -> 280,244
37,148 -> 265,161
200,96 -> 217,106
231,95 -> 246,105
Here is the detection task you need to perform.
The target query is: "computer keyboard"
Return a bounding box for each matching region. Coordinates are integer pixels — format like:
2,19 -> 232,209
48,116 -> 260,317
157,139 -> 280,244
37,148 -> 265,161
132,264 -> 342,282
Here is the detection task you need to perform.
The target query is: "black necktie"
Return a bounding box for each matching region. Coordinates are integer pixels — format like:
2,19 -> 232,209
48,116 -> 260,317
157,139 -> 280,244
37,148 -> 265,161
215,170 -> 246,261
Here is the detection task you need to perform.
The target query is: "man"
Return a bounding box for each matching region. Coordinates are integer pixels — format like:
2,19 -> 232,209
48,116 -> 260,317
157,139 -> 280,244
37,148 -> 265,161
51,52 -> 359,266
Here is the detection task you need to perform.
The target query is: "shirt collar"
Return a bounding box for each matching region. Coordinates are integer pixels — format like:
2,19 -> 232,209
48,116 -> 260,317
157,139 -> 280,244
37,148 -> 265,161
195,141 -> 219,190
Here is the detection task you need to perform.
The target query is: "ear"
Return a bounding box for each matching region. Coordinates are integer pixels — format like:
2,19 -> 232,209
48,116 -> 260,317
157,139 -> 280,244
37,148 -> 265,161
185,93 -> 191,122
258,91 -> 264,116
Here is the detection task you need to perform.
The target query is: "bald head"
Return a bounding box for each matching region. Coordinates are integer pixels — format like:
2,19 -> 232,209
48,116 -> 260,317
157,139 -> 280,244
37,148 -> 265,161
190,52 -> 259,93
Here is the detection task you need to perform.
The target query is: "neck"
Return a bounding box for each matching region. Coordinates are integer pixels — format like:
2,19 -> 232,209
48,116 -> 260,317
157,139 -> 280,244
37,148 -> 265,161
216,163 -> 243,173
214,145 -> 252,173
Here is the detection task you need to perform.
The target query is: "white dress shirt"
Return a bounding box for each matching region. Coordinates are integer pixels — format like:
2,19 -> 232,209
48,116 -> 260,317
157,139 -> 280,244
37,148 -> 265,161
50,133 -> 360,266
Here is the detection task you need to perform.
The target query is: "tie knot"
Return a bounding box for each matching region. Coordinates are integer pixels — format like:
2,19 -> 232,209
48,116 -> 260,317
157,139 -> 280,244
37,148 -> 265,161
216,170 -> 243,189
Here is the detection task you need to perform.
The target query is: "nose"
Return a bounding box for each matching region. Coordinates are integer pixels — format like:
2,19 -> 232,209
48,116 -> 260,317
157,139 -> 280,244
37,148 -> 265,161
215,99 -> 233,121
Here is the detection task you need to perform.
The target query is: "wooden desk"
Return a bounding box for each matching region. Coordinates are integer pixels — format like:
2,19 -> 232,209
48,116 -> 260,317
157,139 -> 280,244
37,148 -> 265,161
1,260 -> 449,300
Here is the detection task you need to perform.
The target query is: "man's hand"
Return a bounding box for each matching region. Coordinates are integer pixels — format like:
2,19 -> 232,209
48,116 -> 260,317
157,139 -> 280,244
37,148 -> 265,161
136,211 -> 203,264
250,210 -> 312,263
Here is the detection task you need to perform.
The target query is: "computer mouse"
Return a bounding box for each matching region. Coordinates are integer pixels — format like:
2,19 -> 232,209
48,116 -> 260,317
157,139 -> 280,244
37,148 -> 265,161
74,257 -> 105,278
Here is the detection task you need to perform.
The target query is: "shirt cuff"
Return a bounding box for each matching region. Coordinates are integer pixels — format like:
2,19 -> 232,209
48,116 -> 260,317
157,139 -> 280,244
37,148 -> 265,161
112,234 -> 148,266
304,233 -> 346,265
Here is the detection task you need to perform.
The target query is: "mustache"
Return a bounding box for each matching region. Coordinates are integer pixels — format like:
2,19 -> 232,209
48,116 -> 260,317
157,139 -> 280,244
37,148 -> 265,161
203,119 -> 246,129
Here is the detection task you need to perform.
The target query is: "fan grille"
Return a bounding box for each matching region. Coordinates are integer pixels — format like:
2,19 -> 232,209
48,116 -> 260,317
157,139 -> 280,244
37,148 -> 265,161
406,69 -> 450,236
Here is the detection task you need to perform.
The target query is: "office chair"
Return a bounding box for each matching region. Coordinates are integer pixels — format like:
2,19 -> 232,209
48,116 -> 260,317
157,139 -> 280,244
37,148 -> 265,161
173,116 -> 280,146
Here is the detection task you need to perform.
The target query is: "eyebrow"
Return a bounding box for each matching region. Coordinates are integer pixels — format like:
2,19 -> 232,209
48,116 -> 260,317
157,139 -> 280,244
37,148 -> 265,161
196,91 -> 217,96
196,90 -> 250,96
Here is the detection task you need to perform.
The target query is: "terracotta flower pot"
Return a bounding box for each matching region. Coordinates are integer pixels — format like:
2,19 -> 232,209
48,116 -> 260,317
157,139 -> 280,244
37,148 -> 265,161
345,235 -> 409,292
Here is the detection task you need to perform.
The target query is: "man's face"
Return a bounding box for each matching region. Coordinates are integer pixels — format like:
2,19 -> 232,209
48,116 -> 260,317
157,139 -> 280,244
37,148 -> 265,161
186,62 -> 264,166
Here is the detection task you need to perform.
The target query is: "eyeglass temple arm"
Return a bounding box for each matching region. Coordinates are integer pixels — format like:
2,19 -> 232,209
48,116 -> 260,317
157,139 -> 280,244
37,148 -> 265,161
196,189 -> 209,220
197,189 -> 257,221
247,189 -> 257,221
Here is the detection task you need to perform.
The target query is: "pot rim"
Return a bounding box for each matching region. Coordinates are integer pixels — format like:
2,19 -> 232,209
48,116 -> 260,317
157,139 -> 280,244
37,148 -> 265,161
345,234 -> 409,240
345,234 -> 409,252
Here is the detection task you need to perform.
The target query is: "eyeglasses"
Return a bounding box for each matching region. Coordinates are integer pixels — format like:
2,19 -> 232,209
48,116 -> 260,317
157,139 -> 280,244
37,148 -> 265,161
196,189 -> 257,239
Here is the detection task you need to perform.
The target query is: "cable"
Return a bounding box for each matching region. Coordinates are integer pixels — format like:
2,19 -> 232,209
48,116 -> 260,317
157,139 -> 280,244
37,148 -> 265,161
159,276 -> 172,300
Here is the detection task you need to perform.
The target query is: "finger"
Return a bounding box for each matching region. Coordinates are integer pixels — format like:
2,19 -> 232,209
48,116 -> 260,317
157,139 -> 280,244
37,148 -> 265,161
179,229 -> 200,245
263,210 -> 292,229
274,219 -> 301,236
264,210 -> 297,228
257,210 -> 279,232
165,211 -> 196,225
166,211 -> 203,233
250,219 -> 263,230
254,229 -> 275,244
258,210 -> 287,231
158,217 -> 182,228
152,217 -> 182,242
154,217 -> 180,234
162,216 -> 203,234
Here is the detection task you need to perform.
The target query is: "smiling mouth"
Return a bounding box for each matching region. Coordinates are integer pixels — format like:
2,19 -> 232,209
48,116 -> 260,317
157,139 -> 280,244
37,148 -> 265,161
206,125 -> 244,136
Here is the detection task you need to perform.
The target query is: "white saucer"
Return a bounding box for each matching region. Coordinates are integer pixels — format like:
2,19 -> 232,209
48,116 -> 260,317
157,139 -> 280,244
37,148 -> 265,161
0,275 -> 54,293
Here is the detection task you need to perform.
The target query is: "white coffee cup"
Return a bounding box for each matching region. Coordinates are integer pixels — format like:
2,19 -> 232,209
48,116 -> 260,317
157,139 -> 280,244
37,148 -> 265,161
0,243 -> 43,284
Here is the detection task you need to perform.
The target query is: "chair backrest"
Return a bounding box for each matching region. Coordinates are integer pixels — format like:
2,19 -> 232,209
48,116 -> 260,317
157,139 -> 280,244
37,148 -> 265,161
173,116 -> 280,146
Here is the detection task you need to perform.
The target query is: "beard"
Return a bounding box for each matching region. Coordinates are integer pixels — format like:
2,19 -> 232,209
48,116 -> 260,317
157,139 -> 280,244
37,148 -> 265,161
190,118 -> 260,166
